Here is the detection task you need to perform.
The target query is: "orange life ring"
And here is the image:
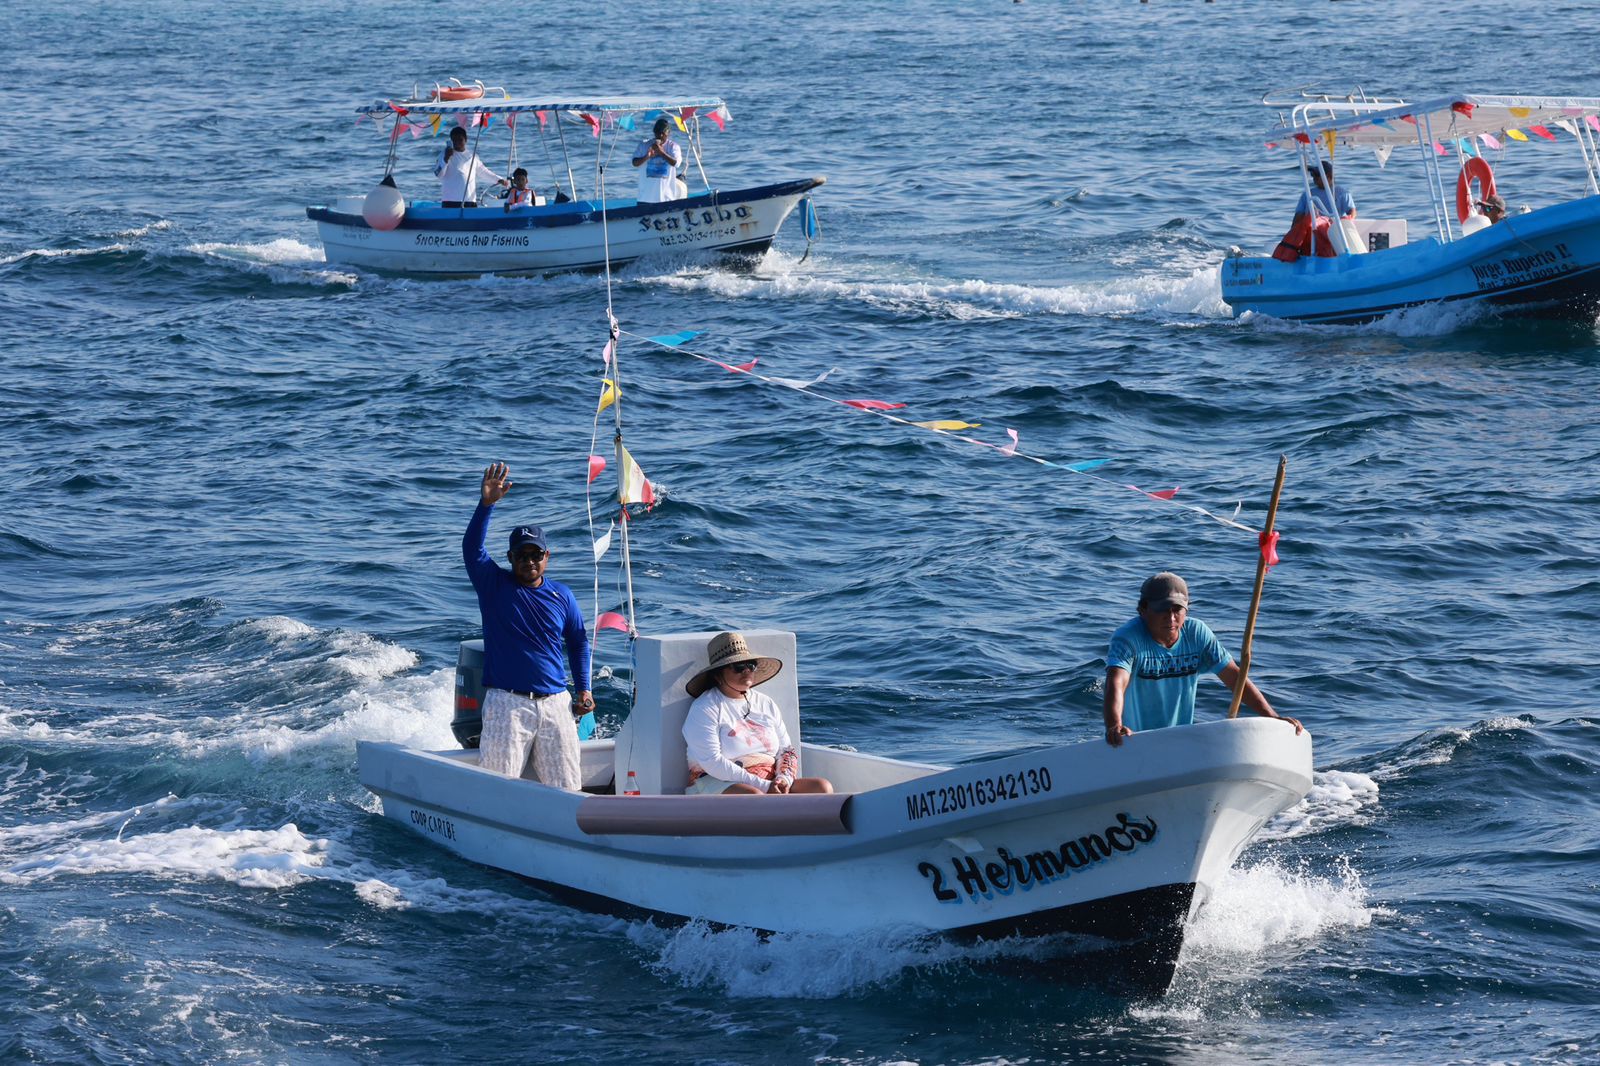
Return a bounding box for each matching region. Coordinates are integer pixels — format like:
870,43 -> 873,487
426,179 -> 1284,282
432,85 -> 484,102
1456,157 -> 1497,223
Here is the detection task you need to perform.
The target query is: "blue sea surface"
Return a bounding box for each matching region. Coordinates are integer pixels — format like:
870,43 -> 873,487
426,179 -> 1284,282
3,1 -> 1599,1063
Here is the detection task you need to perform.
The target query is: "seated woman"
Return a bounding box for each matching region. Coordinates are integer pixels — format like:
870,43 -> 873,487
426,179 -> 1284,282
682,631 -> 834,795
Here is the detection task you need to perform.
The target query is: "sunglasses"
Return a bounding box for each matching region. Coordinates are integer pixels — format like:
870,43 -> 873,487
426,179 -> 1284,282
725,661 -> 759,674
513,549 -> 547,561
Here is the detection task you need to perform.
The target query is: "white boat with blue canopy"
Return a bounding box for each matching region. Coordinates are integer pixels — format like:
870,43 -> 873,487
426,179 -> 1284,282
307,85 -> 824,276
1221,90 -> 1600,323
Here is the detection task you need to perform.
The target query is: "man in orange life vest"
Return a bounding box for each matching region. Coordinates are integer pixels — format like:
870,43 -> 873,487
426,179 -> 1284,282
1272,161 -> 1357,262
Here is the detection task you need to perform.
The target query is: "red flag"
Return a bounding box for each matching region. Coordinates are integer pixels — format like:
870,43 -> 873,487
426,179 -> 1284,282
1293,132 -> 1310,144
842,399 -> 906,410
1530,125 -> 1557,141
587,455 -> 606,483
597,612 -> 629,632
1259,530 -> 1281,570
581,113 -> 600,137
716,358 -> 758,373
709,110 -> 726,131
1451,101 -> 1475,117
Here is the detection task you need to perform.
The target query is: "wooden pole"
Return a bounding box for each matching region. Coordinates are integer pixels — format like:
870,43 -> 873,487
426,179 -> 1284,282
1228,454 -> 1287,718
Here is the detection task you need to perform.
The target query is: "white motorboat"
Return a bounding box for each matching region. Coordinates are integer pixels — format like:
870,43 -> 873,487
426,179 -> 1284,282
359,629 -> 1312,994
1221,91 -> 1600,323
307,87 -> 823,276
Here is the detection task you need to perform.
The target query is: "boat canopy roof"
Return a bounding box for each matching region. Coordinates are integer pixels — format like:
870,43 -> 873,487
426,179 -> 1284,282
1265,93 -> 1600,149
355,95 -> 726,118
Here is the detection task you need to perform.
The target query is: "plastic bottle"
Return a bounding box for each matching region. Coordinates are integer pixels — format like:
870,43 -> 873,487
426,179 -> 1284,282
623,770 -> 640,796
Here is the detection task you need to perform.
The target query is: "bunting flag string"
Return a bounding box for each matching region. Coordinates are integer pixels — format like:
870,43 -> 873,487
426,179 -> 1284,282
624,329 -> 1259,536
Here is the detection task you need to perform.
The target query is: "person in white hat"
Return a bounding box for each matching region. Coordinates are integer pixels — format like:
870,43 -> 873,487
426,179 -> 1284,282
681,632 -> 833,795
1102,572 -> 1302,747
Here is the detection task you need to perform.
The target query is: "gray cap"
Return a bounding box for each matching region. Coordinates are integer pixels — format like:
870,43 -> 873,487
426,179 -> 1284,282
1139,572 -> 1190,611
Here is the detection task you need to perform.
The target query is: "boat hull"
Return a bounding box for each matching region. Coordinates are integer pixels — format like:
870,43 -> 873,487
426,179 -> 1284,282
358,717 -> 1312,994
1221,195 -> 1600,323
307,177 -> 823,276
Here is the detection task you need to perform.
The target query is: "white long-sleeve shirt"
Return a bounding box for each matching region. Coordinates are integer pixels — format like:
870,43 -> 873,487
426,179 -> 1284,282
435,148 -> 504,203
682,688 -> 798,792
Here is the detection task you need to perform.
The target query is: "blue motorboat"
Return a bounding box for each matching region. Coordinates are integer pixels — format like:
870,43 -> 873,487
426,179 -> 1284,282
1222,92 -> 1600,324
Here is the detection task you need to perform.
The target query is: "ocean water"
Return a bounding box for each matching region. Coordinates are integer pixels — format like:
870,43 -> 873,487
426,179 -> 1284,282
3,1 -> 1599,1063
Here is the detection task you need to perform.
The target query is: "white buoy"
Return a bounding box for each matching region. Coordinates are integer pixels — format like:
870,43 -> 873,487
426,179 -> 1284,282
362,176 -> 406,231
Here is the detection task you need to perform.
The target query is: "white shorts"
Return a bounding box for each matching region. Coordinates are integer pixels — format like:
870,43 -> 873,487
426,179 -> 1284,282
477,688 -> 581,791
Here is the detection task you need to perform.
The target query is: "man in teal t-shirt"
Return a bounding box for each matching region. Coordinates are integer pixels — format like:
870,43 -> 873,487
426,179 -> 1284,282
1102,572 -> 1302,746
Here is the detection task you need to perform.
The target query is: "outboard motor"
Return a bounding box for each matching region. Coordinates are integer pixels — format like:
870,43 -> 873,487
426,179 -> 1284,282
452,640 -> 486,748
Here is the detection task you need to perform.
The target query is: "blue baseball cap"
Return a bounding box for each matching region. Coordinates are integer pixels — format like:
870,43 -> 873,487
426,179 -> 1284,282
509,526 -> 548,552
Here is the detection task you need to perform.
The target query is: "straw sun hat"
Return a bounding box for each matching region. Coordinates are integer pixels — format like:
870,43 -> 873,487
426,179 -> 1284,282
685,632 -> 783,698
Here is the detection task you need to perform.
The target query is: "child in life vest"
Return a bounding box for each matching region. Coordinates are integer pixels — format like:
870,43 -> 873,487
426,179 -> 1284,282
505,168 -> 534,211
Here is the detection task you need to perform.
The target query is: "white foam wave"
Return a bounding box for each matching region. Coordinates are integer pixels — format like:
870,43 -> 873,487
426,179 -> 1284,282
636,919 -> 1049,1000
327,631 -> 418,681
1367,716 -> 1535,781
643,259 -> 1229,321
116,219 -> 172,238
1179,856 -> 1376,960
0,242 -> 130,267
185,238 -> 359,286
200,666 -> 456,762
1,824 -> 330,890
0,794 -> 182,851
1240,294 -> 1495,338
1258,769 -> 1380,840
241,615 -> 317,643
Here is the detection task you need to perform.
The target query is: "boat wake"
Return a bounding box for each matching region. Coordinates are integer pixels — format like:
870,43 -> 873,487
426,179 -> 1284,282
628,850 -> 1375,1001
185,238 -> 360,287
634,251 -> 1233,321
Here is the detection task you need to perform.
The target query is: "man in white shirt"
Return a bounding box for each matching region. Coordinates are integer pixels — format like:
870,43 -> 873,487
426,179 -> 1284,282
632,118 -> 684,203
434,127 -> 507,208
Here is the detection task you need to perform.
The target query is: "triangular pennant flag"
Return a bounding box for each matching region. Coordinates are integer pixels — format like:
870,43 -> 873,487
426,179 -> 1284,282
1555,119 -> 1579,137
842,399 -> 906,411
618,113 -> 636,131
1509,106 -> 1532,118
912,420 -> 981,431
506,113 -> 516,129
709,107 -> 726,131
1374,144 -> 1393,168
1506,129 -> 1529,142
647,330 -> 703,347
430,114 -> 441,134
1130,484 -> 1179,500
582,113 -> 601,137
1064,459 -> 1112,473
715,358 -> 758,373
482,113 -> 493,129
999,428 -> 1019,457
1458,138 -> 1477,158
772,368 -> 833,390
588,455 -> 606,483
1480,132 -> 1502,150
597,611 -> 629,633
1322,129 -> 1337,157
537,110 -> 549,127
617,443 -> 655,507
682,106 -> 698,119
601,338 -> 615,366
598,379 -> 619,413
673,114 -> 687,131
593,522 -> 614,562
1529,125 -> 1557,141
1432,140 -> 1447,155
1588,115 -> 1600,133
1451,101 -> 1476,117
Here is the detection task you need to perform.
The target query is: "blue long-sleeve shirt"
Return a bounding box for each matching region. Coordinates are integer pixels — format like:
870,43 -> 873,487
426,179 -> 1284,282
463,504 -> 590,694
